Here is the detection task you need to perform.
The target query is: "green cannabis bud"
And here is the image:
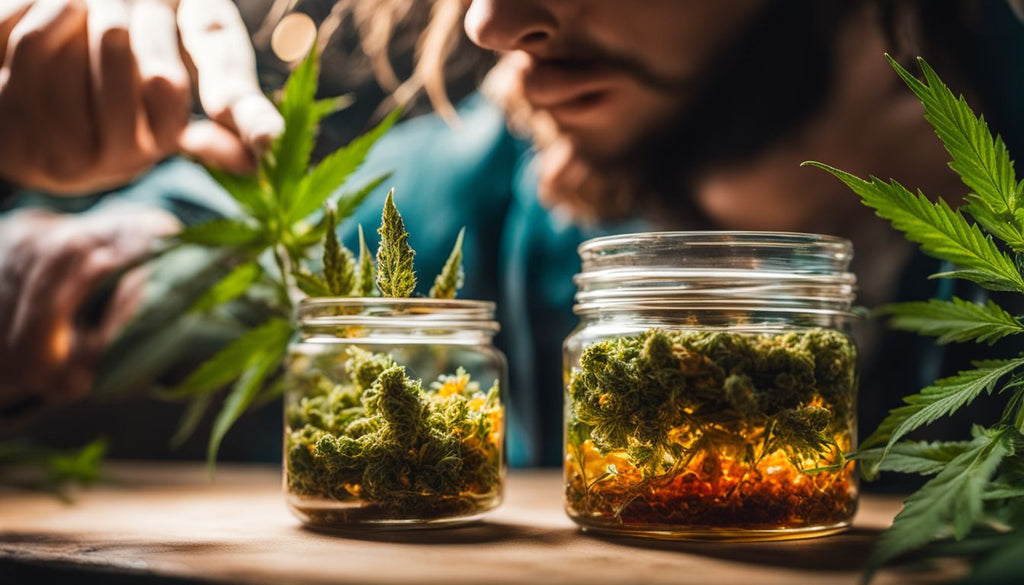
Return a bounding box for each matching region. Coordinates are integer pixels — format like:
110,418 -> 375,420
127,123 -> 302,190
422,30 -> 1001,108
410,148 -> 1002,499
355,225 -> 375,297
285,347 -> 502,520
323,208 -> 356,296
565,328 -> 857,531
429,227 -> 465,299
375,190 -> 417,297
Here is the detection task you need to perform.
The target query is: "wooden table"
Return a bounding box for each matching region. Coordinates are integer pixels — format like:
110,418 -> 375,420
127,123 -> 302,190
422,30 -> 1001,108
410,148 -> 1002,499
0,463 -> 957,585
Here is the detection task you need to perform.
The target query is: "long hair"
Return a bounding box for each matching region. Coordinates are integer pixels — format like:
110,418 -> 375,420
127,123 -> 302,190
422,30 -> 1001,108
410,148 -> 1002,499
256,0 -> 471,119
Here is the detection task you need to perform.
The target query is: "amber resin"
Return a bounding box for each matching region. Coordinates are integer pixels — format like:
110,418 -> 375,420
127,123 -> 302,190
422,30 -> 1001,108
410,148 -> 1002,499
566,437 -> 856,537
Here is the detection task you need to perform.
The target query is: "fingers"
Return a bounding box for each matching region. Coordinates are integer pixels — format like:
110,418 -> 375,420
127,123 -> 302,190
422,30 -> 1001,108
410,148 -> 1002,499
40,3 -> 95,182
178,118 -> 255,174
3,0 -> 86,80
130,0 -> 190,154
0,0 -> 33,65
177,0 -> 283,157
87,0 -> 146,163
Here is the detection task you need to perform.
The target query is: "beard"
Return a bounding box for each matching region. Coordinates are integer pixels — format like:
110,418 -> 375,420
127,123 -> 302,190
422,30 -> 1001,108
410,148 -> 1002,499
488,0 -> 863,226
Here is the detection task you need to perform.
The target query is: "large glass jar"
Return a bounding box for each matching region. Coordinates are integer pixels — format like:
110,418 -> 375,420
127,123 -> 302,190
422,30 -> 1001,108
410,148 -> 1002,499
284,298 -> 506,529
563,232 -> 859,540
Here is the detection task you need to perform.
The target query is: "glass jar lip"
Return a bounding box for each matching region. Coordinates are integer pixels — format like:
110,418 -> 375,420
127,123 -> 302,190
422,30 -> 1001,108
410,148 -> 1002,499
296,297 -> 499,332
578,230 -> 853,257
574,231 -> 857,317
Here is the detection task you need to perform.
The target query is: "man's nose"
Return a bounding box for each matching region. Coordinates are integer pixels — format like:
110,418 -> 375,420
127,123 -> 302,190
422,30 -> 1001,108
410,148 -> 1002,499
464,0 -> 558,54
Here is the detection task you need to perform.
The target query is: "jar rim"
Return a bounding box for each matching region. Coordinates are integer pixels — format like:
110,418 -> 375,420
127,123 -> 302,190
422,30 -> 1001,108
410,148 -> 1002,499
296,297 -> 499,333
578,230 -> 853,257
574,231 -> 857,318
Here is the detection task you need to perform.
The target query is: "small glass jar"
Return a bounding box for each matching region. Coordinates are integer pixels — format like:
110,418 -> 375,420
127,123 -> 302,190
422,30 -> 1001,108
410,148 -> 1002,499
563,232 -> 859,540
284,298 -> 506,529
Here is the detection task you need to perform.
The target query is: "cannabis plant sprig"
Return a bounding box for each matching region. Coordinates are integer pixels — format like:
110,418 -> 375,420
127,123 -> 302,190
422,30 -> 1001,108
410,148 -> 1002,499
430,227 -> 466,299
375,190 -> 417,297
806,55 -> 1024,579
160,44 -> 398,467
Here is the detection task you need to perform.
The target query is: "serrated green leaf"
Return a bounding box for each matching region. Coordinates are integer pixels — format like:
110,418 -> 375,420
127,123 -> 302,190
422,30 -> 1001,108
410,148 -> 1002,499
200,318 -> 293,467
168,318 -> 293,399
267,44 -> 322,210
191,262 -> 261,313
170,393 -> 214,449
293,271 -> 331,297
867,431 -> 1009,572
207,332 -> 289,471
852,440 -> 974,479
886,55 -> 1024,250
207,168 -> 268,218
861,359 -> 1024,465
429,227 -> 465,299
878,297 -> 1024,345
322,208 -> 355,296
176,219 -> 264,247
803,162 -> 1024,291
288,110 -> 401,223
982,484 -> 1024,500
355,224 -> 375,296
337,173 -> 393,221
375,189 -> 416,297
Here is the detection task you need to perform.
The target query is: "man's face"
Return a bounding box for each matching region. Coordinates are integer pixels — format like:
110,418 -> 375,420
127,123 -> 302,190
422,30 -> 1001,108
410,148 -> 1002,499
464,0 -> 766,161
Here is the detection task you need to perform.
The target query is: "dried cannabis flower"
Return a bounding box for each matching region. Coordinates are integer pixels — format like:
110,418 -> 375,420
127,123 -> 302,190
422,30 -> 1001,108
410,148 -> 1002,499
286,347 -> 502,518
429,227 -> 465,299
565,328 -> 856,529
375,190 -> 417,297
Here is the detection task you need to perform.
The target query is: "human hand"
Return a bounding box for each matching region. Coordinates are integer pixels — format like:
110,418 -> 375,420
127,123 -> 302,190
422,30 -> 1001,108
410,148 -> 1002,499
0,206 -> 179,413
0,0 -> 283,195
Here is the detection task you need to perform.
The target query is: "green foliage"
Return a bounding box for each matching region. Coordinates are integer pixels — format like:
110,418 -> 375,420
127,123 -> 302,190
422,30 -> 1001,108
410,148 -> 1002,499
142,44 -> 396,468
285,348 -> 502,518
191,262 -> 262,313
885,55 -> 1024,252
802,162 -> 1024,292
430,227 -> 466,299
0,438 -> 107,499
878,297 -> 1024,345
807,55 -> 1024,579
375,190 -> 417,297
866,430 -> 1010,574
861,358 -> 1024,455
851,440 -> 973,477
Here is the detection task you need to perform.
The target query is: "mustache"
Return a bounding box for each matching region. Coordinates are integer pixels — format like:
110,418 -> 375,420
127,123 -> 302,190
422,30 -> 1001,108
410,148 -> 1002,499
537,39 -> 690,93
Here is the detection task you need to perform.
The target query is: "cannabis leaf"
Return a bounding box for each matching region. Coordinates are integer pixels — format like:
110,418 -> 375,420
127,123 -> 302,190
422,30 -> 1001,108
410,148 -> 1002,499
860,358 -> 1023,460
878,297 -> 1024,345
809,55 -> 1024,580
851,440 -> 973,477
375,189 -> 416,297
802,162 -> 1024,292
135,43 -> 396,467
886,55 -> 1024,251
866,430 -> 1010,573
430,227 -> 465,299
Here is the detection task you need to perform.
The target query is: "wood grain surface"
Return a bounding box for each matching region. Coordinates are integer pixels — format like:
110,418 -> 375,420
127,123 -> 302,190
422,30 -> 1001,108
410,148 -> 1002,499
0,463 -> 960,585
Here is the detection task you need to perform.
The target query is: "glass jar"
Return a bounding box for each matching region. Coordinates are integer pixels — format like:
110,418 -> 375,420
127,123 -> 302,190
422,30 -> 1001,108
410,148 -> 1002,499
284,298 -> 506,529
563,232 -> 859,540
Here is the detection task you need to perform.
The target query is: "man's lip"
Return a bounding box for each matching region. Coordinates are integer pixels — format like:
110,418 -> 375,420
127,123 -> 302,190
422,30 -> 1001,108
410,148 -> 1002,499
519,56 -> 621,109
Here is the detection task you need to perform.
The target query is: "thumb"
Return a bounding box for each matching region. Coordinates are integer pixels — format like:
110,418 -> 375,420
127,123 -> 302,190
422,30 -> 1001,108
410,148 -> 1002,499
178,118 -> 256,174
176,0 -> 283,157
